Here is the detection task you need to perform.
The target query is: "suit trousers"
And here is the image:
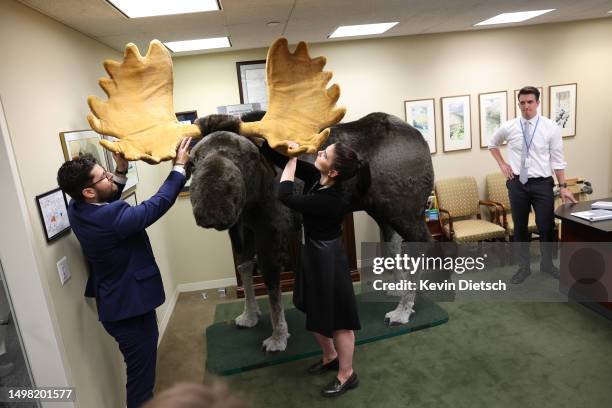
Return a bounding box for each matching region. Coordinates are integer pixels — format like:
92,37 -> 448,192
506,176 -> 555,272
102,310 -> 158,408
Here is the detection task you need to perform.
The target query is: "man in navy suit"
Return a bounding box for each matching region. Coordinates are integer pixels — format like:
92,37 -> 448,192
57,138 -> 192,407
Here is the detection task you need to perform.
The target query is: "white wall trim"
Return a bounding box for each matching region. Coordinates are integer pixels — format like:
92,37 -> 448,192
157,288 -> 179,345
177,277 -> 238,293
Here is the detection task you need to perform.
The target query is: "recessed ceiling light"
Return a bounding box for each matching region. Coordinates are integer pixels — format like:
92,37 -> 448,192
329,22 -> 398,38
267,21 -> 281,27
107,0 -> 221,18
474,9 -> 555,26
164,37 -> 231,52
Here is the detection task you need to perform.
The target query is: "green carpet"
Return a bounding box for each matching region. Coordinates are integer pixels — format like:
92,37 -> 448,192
206,294 -> 449,375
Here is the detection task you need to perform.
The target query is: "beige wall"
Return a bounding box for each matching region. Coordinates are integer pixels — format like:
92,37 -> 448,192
0,0 -> 173,406
170,18 -> 612,285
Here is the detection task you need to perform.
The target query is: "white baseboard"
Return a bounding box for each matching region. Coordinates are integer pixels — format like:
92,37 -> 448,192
158,288 -> 179,345
177,277 -> 238,293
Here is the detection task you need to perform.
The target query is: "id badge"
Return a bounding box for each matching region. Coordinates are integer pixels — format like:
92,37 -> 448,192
524,156 -> 531,168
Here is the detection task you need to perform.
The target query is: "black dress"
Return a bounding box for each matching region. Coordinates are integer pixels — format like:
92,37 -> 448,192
261,143 -> 361,338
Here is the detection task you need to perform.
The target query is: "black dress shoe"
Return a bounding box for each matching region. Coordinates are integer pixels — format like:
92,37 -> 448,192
511,269 -> 531,284
307,357 -> 339,375
321,372 -> 359,397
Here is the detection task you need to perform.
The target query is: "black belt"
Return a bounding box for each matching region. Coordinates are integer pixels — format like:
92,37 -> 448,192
511,174 -> 553,181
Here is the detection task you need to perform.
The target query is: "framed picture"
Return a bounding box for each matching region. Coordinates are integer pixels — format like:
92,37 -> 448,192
479,91 -> 508,148
217,103 -> 262,118
441,95 -> 472,152
59,129 -> 109,168
176,110 -> 198,125
175,110 -> 198,196
102,135 -> 139,194
123,192 -> 137,206
549,83 -> 577,137
236,60 -> 268,110
513,87 -> 544,118
35,188 -> 71,243
404,98 -> 436,154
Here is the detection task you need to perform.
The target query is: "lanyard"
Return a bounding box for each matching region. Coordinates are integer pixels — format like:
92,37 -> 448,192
519,116 -> 540,153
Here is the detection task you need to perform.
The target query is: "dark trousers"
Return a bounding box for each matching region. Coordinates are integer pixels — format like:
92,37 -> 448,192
102,311 -> 158,408
506,176 -> 555,272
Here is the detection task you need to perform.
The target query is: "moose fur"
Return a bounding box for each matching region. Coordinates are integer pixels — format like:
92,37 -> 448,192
187,111 -> 434,351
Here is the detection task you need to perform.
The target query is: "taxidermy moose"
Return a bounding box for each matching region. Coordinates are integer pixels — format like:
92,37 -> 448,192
87,38 -> 434,352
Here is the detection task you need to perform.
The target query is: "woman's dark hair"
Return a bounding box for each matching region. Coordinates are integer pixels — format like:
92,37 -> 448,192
331,142 -> 371,195
517,86 -> 540,102
57,154 -> 97,202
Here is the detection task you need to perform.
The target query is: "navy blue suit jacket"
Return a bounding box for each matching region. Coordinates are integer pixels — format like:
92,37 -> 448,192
68,171 -> 186,322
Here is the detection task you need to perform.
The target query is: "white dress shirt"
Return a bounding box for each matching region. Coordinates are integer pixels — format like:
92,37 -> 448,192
488,114 -> 566,178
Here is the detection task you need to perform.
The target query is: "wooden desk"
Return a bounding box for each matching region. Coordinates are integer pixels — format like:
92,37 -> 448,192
555,198 -> 612,317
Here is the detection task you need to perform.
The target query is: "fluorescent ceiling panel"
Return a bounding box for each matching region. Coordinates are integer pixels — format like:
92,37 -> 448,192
108,0 -> 220,18
164,37 -> 231,52
329,22 -> 398,38
474,9 -> 555,26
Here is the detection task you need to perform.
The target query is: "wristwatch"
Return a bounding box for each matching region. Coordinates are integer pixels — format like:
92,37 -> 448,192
558,183 -> 567,188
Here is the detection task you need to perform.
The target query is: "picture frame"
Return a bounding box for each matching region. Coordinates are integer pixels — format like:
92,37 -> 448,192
404,98 -> 437,154
513,87 -> 544,118
478,91 -> 508,148
175,110 -> 198,196
441,95 -> 472,152
549,83 -> 577,137
217,103 -> 262,118
35,188 -> 71,243
102,135 -> 139,195
176,110 -> 198,125
236,60 -> 268,110
59,129 -> 109,169
123,192 -> 137,206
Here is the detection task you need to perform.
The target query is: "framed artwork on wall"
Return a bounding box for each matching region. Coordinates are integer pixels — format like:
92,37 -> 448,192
35,188 -> 71,243
549,83 -> 577,137
102,135 -> 139,194
176,110 -> 198,125
236,60 -> 267,110
59,129 -> 109,169
478,91 -> 508,148
175,110 -> 198,196
513,87 -> 543,118
441,95 -> 472,152
404,98 -> 436,154
123,192 -> 137,206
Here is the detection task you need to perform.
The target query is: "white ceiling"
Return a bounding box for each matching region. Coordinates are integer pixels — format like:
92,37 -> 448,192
17,0 -> 612,56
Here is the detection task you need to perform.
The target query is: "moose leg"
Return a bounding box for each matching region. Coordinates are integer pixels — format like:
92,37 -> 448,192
376,222 -> 417,326
234,259 -> 261,328
229,222 -> 261,328
261,284 -> 290,352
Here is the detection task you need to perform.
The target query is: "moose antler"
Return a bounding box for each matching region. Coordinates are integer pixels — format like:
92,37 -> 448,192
239,38 -> 346,156
87,40 -> 201,164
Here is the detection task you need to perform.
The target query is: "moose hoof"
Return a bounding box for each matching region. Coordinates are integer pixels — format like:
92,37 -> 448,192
261,333 -> 289,352
384,307 -> 414,326
235,311 -> 260,328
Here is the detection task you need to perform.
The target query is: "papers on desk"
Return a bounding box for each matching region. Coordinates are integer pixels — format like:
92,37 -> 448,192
591,201 -> 612,210
571,209 -> 612,222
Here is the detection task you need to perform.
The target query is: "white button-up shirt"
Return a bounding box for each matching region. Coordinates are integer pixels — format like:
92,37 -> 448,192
488,115 -> 566,178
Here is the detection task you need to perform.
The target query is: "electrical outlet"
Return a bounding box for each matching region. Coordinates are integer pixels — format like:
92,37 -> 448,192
217,287 -> 226,298
56,256 -> 71,286
201,292 -> 208,300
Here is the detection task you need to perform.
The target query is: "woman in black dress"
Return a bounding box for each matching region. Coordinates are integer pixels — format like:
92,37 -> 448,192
262,140 -> 369,397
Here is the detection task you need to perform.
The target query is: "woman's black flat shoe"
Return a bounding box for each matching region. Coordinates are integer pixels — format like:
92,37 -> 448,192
307,357 -> 339,375
321,372 -> 359,397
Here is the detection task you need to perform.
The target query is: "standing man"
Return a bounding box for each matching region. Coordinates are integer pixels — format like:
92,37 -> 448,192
57,138 -> 192,407
489,87 -> 576,284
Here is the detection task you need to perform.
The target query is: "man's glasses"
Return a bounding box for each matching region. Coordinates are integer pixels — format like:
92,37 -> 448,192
87,170 -> 113,187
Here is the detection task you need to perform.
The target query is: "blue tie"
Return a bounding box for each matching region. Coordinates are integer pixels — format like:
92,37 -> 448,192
519,120 -> 531,184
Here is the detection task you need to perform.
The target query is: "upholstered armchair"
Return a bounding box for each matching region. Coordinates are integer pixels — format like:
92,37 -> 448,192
435,177 -> 506,243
